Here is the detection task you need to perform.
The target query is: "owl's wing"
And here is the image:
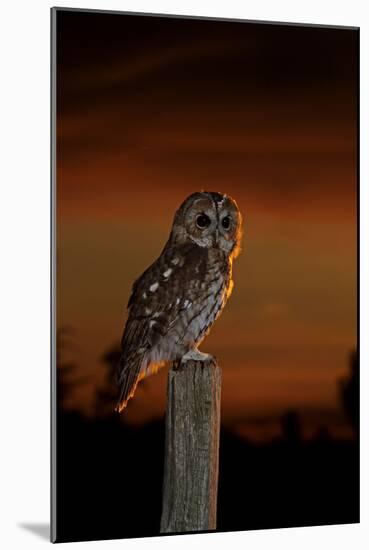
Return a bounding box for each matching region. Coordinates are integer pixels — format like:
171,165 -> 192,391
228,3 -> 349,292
116,243 -> 209,412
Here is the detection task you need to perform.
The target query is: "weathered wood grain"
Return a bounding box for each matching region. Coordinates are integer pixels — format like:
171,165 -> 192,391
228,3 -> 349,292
160,358 -> 222,533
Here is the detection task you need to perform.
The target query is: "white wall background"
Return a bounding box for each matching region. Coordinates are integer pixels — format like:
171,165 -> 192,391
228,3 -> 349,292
0,1 -> 367,548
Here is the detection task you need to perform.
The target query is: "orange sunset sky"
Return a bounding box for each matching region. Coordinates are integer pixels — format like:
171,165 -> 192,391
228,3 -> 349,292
56,11 -> 358,438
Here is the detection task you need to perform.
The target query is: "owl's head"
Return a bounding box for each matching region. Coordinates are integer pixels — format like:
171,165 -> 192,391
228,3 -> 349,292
169,191 -> 243,258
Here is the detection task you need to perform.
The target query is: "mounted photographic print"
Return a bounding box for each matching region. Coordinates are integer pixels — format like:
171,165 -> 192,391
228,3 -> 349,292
51,7 -> 359,543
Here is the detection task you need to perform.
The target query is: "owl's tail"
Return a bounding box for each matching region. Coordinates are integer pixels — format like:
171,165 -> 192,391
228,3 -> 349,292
115,354 -> 144,413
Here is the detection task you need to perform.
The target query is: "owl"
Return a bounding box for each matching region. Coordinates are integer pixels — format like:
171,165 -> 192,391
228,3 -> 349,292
115,191 -> 242,412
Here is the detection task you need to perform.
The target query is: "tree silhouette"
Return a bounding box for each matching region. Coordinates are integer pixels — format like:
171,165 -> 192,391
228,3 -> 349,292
57,326 -> 88,410
339,349 -> 359,437
280,409 -> 302,446
93,343 -> 121,418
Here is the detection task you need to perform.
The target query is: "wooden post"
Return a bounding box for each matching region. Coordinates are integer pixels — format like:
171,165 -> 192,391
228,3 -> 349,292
160,357 -> 222,534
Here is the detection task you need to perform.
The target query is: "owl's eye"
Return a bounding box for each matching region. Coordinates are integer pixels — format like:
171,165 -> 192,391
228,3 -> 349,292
221,216 -> 231,230
196,214 -> 211,229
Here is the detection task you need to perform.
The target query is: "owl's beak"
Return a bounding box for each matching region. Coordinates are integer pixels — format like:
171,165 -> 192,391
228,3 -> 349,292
214,228 -> 219,246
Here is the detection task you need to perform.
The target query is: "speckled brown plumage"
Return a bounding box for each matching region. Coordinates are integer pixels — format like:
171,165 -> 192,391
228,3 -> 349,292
116,191 -> 242,412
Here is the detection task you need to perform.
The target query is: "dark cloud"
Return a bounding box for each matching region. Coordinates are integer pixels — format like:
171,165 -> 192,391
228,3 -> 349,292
57,11 -> 358,110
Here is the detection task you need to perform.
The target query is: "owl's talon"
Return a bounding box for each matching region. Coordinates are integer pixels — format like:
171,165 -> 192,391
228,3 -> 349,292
181,349 -> 214,364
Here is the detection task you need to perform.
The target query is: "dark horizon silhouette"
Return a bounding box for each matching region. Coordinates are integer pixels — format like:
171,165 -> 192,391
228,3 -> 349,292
55,341 -> 359,542
57,326 -> 358,443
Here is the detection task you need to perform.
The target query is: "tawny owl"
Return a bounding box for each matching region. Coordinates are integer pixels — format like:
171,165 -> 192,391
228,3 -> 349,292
115,191 -> 242,412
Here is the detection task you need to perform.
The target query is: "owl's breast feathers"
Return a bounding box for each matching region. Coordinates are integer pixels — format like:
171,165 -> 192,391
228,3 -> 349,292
116,243 -> 233,412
